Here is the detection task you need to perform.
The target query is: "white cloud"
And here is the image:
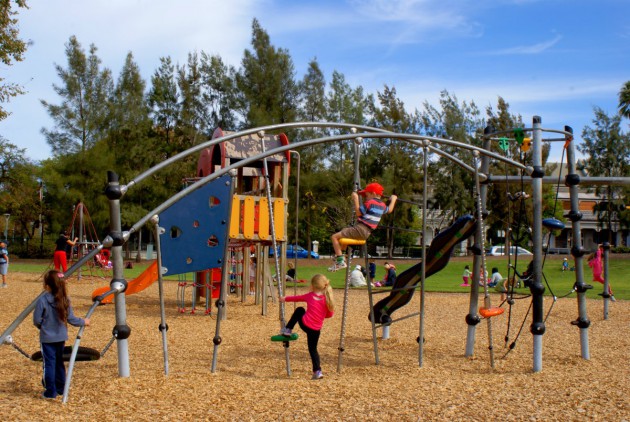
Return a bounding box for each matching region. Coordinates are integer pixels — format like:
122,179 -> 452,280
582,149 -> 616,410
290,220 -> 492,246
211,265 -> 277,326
484,34 -> 563,55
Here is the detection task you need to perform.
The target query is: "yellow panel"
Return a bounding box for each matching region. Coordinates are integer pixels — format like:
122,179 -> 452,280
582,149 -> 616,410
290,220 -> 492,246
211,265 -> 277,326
229,195 -> 241,238
273,198 -> 286,241
258,197 -> 269,240
243,196 -> 255,239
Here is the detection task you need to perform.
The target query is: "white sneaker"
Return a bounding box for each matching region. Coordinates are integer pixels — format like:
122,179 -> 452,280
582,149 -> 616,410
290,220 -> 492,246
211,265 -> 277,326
327,261 -> 347,272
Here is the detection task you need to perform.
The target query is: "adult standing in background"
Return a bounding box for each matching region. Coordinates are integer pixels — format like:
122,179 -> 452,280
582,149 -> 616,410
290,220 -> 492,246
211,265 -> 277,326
53,232 -> 77,273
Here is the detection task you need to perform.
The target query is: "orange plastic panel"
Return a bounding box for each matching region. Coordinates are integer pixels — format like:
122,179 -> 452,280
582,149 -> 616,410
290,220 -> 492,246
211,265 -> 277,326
258,197 -> 269,240
229,195 -> 241,238
273,198 -> 286,241
243,196 -> 255,239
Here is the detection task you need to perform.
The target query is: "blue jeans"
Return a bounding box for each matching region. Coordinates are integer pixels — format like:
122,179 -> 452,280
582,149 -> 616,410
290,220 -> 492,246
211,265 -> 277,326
41,341 -> 66,398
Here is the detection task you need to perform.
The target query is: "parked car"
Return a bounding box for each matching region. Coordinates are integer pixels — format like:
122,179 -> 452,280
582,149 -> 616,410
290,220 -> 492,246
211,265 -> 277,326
486,246 -> 533,256
269,244 -> 320,259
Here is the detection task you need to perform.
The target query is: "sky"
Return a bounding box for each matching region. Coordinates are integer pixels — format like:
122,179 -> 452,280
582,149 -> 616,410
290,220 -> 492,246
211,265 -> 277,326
1,0 -> 628,163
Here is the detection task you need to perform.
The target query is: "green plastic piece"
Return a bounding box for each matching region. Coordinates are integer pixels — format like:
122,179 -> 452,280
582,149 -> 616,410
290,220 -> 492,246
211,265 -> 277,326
498,137 -> 510,151
514,128 -> 525,145
271,333 -> 299,342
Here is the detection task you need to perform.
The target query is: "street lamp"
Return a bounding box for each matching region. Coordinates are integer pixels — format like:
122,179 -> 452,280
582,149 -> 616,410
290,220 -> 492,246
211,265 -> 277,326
3,214 -> 9,241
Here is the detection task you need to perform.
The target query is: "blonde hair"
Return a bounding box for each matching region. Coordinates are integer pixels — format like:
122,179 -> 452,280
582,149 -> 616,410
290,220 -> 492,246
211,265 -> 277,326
311,274 -> 334,312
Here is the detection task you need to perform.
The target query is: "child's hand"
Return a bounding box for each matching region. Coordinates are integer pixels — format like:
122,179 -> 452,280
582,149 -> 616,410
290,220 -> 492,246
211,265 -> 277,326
279,297 -> 286,303
83,318 -> 91,326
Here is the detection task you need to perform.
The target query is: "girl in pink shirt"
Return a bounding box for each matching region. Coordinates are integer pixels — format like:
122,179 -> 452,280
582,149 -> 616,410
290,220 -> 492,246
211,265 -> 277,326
279,274 -> 334,380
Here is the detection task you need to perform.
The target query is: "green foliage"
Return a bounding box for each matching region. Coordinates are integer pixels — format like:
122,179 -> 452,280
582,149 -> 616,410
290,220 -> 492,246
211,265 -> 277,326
0,0 -> 28,121
579,107 -> 630,236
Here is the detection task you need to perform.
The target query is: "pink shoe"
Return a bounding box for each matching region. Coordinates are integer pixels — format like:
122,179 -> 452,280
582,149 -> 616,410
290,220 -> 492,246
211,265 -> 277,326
460,283 -> 470,287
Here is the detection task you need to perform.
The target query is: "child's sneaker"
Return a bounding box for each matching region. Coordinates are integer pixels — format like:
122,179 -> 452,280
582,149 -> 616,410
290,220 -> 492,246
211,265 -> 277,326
280,327 -> 292,337
328,259 -> 347,272
312,370 -> 323,380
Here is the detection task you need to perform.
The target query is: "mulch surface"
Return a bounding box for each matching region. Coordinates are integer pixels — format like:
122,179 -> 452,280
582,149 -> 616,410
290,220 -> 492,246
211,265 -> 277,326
0,271 -> 628,421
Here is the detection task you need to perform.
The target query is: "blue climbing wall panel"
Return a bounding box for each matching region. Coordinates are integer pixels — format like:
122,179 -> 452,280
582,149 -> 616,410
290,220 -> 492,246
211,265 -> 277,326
159,174 -> 232,276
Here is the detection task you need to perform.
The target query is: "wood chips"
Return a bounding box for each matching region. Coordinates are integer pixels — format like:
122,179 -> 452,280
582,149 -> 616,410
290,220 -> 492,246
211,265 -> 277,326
0,271 -> 628,421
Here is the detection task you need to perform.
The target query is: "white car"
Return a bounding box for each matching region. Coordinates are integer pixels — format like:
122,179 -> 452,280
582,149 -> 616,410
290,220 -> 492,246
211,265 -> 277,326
486,246 -> 533,256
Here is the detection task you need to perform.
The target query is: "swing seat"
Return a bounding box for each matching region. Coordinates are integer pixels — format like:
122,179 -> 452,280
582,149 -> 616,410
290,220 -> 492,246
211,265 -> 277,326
542,218 -> 565,231
339,238 -> 366,248
270,333 -> 299,342
479,307 -> 504,318
31,346 -> 101,362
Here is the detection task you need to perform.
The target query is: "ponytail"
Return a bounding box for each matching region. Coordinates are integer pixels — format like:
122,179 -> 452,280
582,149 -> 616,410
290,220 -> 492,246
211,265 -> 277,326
311,274 -> 334,312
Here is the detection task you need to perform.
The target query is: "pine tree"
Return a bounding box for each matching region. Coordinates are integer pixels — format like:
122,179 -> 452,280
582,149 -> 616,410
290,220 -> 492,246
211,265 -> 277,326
236,18 -> 298,128
40,36 -> 114,156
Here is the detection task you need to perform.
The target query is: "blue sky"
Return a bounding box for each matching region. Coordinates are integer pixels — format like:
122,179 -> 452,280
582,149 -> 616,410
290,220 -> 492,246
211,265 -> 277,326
1,0 -> 628,162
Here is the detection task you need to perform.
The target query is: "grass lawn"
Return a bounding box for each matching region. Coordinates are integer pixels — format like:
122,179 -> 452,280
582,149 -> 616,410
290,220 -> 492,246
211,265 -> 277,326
9,255 -> 628,300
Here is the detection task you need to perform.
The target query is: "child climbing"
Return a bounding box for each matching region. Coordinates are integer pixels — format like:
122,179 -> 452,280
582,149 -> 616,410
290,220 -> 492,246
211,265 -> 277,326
328,183 -> 397,272
279,274 -> 334,380
33,270 -> 90,399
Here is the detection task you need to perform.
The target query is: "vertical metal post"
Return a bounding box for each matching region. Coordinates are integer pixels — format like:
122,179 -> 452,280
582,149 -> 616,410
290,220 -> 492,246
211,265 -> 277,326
565,128 -> 590,359
465,128 -> 491,357
290,150 -> 300,298
418,141 -> 428,367
151,215 -> 169,375
105,171 -> 131,378
602,242 -> 610,319
530,116 -> 545,372
211,170 -> 237,373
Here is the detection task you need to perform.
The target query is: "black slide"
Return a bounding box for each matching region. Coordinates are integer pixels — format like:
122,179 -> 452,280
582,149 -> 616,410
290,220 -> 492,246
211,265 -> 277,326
370,215 -> 477,324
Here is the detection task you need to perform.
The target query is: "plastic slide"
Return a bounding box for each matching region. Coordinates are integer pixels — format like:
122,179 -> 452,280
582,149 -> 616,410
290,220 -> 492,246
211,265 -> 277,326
370,215 -> 477,324
91,261 -> 159,304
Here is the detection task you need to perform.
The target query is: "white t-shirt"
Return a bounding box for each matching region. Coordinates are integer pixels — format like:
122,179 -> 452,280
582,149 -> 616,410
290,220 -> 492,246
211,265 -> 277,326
349,269 -> 367,287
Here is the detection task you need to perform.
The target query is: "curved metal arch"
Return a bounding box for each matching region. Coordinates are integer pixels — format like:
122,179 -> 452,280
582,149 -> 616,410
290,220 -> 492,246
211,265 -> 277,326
125,121 -> 529,193
126,122 -> 390,191
129,130 -> 530,234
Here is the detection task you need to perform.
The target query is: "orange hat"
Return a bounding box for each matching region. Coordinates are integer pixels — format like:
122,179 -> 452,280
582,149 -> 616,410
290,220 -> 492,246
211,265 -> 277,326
359,182 -> 384,196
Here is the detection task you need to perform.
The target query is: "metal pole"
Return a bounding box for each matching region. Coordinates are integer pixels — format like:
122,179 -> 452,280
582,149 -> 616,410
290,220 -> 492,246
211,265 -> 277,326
418,141 -> 428,367
211,170 -> 237,373
602,242 -> 610,319
151,215 -> 170,375
565,128 -> 590,360
530,116 -> 545,372
290,150 -> 300,298
105,171 -> 131,378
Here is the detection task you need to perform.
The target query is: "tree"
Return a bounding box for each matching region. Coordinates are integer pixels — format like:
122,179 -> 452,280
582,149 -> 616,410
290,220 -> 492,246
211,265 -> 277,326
236,18 -> 299,128
418,90 -> 482,220
619,81 -> 630,119
578,107 -> 630,243
0,136 -> 42,253
0,0 -> 28,121
368,85 -> 421,254
200,51 -> 238,130
147,56 -> 179,153
41,36 -> 114,156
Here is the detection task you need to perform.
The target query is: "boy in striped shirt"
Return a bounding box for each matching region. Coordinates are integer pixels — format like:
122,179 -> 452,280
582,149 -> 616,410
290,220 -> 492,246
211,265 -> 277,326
328,183 -> 397,272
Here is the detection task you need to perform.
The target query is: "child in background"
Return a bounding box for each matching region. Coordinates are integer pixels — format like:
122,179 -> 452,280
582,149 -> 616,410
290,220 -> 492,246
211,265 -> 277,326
489,267 -> 508,301
33,270 -> 90,399
460,265 -> 471,287
368,261 -> 376,285
562,258 -> 569,271
279,274 -> 334,380
328,183 -> 397,272
0,241 -> 8,288
286,262 -> 296,282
